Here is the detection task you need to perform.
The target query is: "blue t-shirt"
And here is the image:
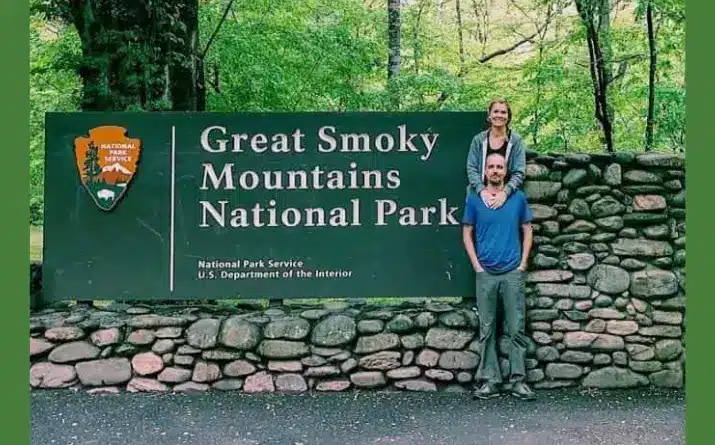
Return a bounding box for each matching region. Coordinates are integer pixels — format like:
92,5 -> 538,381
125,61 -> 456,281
462,190 -> 533,274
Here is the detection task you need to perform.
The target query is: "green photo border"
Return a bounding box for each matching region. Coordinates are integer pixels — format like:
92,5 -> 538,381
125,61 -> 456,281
686,1 -> 712,444
2,1 -> 29,444
7,1 -> 705,445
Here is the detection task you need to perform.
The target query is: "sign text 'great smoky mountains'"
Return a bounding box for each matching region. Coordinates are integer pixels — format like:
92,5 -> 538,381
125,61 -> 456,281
197,124 -> 458,229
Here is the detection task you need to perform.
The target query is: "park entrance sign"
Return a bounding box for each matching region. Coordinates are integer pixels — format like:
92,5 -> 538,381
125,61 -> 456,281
44,112 -> 486,301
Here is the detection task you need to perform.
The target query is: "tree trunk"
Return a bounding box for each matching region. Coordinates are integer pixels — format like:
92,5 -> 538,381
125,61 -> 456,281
413,0 -> 426,75
387,0 -> 401,81
387,0 -> 401,109
64,0 -> 198,112
456,0 -> 465,75
575,0 -> 614,152
598,0 -> 614,124
170,0 -> 206,111
645,0 -> 656,151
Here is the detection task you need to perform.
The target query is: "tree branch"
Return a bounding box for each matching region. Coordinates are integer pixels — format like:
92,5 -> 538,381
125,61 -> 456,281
478,31 -> 538,62
201,0 -> 236,60
478,8 -> 559,63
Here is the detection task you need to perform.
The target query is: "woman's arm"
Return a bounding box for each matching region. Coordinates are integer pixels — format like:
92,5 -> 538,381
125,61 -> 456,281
504,137 -> 527,196
466,135 -> 485,193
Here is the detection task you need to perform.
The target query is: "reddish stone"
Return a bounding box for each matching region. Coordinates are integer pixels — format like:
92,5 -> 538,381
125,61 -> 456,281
90,328 -> 121,347
315,379 -> 351,392
30,362 -> 76,388
157,367 -> 192,383
131,352 -> 164,376
127,330 -> 155,345
386,366 -> 422,380
267,361 -> 303,372
223,360 -> 257,377
425,369 -> 454,381
633,195 -> 667,212
415,349 -> 440,367
244,371 -> 275,393
192,361 -> 222,383
30,338 -> 54,356
127,378 -> 169,393
173,382 -> 210,392
350,371 -> 386,388
44,327 -> 85,341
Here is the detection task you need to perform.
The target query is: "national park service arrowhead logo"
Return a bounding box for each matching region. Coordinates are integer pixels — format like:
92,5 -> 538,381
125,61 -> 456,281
74,126 -> 141,211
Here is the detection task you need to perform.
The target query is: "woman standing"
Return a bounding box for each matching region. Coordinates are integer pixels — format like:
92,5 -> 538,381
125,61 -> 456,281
466,98 -> 527,208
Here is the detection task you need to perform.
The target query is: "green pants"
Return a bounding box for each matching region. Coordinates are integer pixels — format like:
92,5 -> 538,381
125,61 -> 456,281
474,268 -> 528,385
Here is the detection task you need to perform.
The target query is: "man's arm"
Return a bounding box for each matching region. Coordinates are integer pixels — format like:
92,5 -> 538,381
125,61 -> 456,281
518,222 -> 533,271
462,225 -> 483,272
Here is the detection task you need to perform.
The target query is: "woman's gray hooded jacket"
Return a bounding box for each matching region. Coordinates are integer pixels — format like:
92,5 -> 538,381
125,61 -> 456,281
466,129 -> 527,197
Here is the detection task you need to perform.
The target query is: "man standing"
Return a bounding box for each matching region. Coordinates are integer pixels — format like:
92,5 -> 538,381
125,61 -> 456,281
461,152 -> 535,400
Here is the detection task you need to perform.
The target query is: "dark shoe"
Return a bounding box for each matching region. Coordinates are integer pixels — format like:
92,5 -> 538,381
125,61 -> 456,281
472,382 -> 500,399
510,381 -> 536,400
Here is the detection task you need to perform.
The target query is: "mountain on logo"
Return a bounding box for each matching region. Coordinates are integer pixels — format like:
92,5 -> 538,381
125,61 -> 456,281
103,162 -> 132,174
99,162 -> 133,185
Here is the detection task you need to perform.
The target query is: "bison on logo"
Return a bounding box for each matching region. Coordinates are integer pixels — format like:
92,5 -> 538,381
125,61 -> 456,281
74,126 -> 142,211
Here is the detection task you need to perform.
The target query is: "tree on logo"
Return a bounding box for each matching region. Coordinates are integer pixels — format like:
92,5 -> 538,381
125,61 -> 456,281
84,141 -> 102,182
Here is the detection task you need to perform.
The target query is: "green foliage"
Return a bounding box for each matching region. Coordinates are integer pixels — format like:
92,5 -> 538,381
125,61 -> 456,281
29,0 -> 686,225
30,13 -> 81,226
201,0 -> 387,111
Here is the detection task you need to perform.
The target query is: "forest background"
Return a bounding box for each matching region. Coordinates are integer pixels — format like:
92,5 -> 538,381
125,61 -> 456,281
28,0 -> 685,229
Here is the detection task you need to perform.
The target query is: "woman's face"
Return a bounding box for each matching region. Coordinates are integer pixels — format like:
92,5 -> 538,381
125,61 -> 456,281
489,102 -> 509,128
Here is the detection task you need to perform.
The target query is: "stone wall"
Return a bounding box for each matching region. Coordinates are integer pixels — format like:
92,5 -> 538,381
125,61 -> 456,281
29,151 -> 686,393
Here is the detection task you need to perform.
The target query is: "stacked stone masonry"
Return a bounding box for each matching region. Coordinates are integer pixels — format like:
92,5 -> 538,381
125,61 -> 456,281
29,151 -> 685,393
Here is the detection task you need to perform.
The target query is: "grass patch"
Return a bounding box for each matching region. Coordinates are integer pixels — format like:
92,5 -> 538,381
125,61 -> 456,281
30,225 -> 42,261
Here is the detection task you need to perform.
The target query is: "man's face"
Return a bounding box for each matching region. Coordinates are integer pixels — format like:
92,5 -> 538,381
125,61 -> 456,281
486,155 -> 506,186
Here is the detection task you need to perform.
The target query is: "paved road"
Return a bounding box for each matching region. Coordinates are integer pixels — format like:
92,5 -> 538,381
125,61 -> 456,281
31,387 -> 684,445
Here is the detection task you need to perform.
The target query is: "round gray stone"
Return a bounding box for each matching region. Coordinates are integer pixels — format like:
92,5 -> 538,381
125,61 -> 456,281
630,269 -> 678,298
566,253 -> 596,271
545,363 -> 583,379
568,199 -> 591,218
186,319 -> 221,349
263,317 -> 311,340
48,341 -> 101,363
603,163 -> 622,186
591,196 -> 626,218
257,340 -> 310,359
357,320 -> 384,334
311,315 -> 357,347
587,265 -> 630,294
386,315 -> 414,333
563,169 -> 588,188
530,204 -> 558,221
621,258 -> 646,271
582,367 -> 649,388
415,312 -> 437,329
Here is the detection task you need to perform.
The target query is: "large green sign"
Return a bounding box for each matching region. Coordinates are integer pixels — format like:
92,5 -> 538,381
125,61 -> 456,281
44,112 -> 486,301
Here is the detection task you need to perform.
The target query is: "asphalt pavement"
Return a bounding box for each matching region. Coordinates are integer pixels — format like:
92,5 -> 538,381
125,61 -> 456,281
31,387 -> 684,445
